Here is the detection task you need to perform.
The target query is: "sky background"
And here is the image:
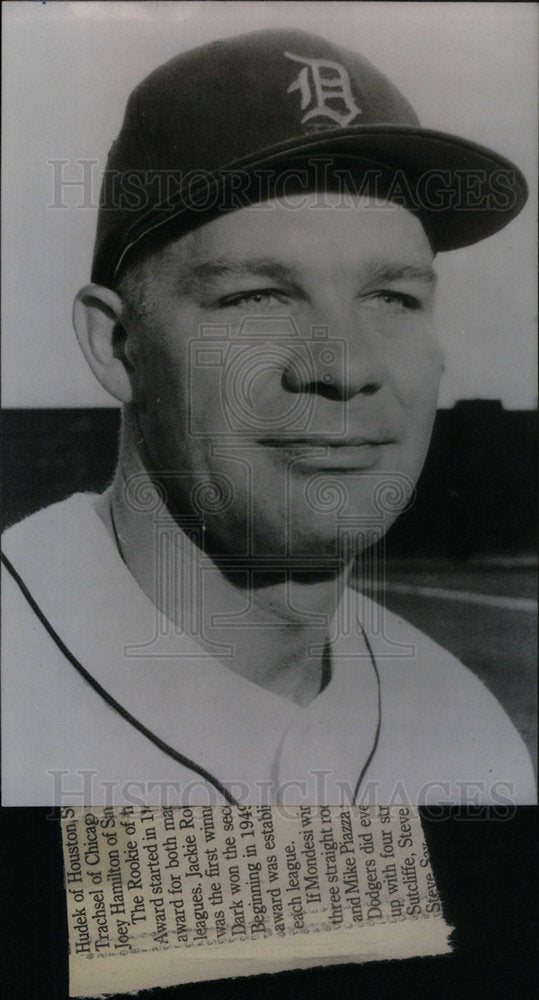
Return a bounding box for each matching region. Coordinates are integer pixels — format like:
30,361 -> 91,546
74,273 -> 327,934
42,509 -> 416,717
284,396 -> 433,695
2,1 -> 537,409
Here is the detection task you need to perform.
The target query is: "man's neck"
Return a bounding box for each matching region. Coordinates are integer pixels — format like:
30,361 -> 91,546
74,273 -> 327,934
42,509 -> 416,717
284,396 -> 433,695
95,442 -> 350,706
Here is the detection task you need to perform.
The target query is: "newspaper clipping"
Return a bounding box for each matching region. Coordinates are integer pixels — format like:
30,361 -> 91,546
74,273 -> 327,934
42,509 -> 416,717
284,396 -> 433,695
61,805 -> 452,995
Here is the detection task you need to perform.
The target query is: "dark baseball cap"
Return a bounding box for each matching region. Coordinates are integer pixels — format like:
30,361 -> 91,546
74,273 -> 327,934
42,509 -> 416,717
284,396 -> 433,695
91,27 -> 528,286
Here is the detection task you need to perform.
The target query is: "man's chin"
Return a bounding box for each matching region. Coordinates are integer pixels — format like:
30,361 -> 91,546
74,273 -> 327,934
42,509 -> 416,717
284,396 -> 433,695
244,512 -> 388,564
194,494 -> 396,564
285,522 -> 387,561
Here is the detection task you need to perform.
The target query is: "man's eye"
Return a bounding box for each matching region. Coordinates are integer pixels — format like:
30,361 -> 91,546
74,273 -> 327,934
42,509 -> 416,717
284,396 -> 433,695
219,290 -> 285,310
360,291 -> 422,312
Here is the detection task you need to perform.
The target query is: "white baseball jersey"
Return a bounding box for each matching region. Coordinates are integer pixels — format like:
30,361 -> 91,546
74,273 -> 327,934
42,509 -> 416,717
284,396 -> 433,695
2,494 -> 535,806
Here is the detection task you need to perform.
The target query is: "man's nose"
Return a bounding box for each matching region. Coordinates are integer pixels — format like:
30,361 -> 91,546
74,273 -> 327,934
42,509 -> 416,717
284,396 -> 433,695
282,309 -> 382,401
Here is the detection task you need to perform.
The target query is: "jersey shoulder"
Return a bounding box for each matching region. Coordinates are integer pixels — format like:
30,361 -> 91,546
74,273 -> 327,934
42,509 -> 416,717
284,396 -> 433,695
363,595 -> 536,803
3,492 -> 98,547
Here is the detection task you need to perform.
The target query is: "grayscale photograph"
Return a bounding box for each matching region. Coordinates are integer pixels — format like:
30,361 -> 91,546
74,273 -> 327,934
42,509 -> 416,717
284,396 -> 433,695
2,2 -> 536,807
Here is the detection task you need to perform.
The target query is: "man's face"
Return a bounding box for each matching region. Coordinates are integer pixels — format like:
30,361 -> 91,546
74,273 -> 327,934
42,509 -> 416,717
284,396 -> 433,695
124,193 -> 442,558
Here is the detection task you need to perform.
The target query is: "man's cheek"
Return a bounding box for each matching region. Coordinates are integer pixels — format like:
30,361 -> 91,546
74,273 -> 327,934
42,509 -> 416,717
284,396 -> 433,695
423,332 -> 444,379
405,341 -> 443,405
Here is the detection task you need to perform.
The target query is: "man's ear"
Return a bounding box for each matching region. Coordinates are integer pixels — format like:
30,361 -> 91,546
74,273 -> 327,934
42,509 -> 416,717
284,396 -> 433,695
73,284 -> 135,403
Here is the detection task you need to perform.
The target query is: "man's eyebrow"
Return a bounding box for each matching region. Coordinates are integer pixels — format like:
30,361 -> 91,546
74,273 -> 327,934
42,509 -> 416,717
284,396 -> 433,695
186,258 -> 299,283
363,262 -> 438,286
181,256 -> 437,289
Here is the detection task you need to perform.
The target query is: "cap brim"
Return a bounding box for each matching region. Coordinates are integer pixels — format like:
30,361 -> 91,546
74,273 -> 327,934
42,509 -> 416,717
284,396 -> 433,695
233,125 -> 529,252
110,125 -> 528,281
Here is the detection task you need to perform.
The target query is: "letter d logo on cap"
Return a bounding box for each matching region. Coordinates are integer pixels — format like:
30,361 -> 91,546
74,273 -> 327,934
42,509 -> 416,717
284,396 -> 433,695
285,51 -> 362,128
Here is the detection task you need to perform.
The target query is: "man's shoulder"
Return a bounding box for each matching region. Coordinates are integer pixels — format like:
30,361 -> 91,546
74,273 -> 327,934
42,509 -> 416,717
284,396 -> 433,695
2,493 -> 104,578
364,593 -> 511,711
3,492 -> 99,547
359,593 -> 536,802
2,492 -> 116,628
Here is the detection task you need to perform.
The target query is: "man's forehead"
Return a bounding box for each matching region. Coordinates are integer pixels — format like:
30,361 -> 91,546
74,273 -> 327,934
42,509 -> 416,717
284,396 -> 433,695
162,195 -> 434,274
188,190 -> 426,223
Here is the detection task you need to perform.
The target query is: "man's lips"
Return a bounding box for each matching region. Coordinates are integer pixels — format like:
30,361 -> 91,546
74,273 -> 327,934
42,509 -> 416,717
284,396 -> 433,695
257,437 -> 397,447
256,436 -> 397,469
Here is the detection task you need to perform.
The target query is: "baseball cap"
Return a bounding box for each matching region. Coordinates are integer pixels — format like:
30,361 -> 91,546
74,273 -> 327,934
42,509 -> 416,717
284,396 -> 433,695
91,28 -> 528,286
